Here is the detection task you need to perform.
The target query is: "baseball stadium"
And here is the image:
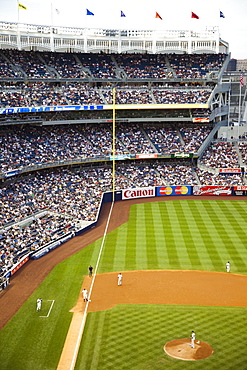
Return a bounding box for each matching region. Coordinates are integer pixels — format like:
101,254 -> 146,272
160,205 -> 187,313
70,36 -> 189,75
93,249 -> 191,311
0,9 -> 247,370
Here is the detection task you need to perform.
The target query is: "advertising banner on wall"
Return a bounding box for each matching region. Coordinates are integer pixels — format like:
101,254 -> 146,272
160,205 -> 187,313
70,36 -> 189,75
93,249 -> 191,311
232,186 -> 247,196
122,187 -> 155,200
219,168 -> 241,174
171,153 -> 193,158
193,186 -> 232,196
11,256 -> 29,276
192,117 -> 210,123
136,154 -> 158,159
156,186 -> 192,196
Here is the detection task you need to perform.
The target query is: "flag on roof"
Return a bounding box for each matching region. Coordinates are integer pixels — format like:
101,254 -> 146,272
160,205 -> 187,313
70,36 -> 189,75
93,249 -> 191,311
55,8 -> 60,15
220,11 -> 225,18
18,2 -> 27,10
240,74 -> 244,86
121,11 -> 126,17
191,12 -> 199,19
155,12 -> 162,20
86,9 -> 94,16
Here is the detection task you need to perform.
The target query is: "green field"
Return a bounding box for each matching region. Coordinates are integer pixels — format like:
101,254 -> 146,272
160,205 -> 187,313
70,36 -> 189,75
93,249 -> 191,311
1,199 -> 247,369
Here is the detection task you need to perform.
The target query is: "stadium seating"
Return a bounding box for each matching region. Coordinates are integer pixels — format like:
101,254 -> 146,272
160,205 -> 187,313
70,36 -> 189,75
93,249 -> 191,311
1,49 -> 243,278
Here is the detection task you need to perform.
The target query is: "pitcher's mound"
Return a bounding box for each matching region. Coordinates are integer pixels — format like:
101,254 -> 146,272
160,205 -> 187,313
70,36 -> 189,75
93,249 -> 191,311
164,338 -> 213,361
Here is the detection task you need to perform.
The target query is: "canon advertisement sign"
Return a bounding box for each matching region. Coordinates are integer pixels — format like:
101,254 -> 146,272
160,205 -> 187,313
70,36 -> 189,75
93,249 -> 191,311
122,187 -> 155,200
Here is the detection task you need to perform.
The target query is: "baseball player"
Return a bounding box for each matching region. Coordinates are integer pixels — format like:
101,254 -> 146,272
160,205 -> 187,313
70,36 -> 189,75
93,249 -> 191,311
36,298 -> 42,311
190,331 -> 196,348
88,265 -> 93,277
226,261 -> 230,273
82,288 -> 88,302
117,273 -> 123,286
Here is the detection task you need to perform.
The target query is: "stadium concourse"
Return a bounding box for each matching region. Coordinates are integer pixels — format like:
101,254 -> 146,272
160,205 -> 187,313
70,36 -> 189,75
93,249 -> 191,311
0,48 -> 246,298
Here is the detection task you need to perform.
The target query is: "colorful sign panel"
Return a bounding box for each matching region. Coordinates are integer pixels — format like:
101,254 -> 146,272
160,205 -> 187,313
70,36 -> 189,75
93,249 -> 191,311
193,186 -> 232,196
156,186 -> 192,196
122,187 -> 155,200
219,168 -> 241,173
232,186 -> 247,196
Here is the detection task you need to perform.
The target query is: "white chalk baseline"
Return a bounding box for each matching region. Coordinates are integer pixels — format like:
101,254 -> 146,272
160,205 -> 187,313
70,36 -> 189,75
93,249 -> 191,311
39,299 -> 55,318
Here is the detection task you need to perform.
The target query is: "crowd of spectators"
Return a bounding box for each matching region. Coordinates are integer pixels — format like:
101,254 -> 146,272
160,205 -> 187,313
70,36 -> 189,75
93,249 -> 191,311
0,49 -> 226,81
238,142 -> 247,165
152,88 -> 211,104
0,166 -> 112,276
2,49 -> 53,78
114,53 -> 170,79
77,53 -> 117,78
199,141 -> 239,168
116,162 -> 235,187
102,88 -> 154,104
145,124 -> 183,153
196,169 -> 245,186
0,49 -> 241,280
0,54 -> 17,78
0,213 -> 76,277
0,82 -> 212,107
41,51 -> 86,78
0,123 -> 236,174
180,124 -> 212,152
169,53 -> 226,79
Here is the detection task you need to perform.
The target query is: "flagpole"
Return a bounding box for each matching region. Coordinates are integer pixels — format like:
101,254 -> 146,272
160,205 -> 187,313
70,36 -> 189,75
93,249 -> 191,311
17,1 -> 21,50
50,2 -> 54,51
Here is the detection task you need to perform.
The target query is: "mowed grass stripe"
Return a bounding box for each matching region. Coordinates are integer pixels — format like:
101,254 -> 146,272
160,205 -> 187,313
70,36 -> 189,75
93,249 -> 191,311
98,233 -> 117,274
125,206 -> 137,270
186,201 -> 215,270
135,204 -> 148,270
111,226 -> 128,271
212,201 -> 247,273
222,201 -> 247,245
77,310 -> 107,370
144,203 -> 159,269
159,202 -> 181,269
206,202 -> 247,272
167,201 -> 192,268
151,203 -> 169,269
174,201 -> 202,269
192,200 -> 223,270
166,201 -> 191,269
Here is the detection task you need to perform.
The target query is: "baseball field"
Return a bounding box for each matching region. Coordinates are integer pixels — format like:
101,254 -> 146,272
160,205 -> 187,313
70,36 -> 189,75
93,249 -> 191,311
1,198 -> 247,369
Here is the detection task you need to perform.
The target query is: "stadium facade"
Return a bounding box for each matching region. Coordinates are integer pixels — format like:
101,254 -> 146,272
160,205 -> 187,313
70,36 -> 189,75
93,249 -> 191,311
0,21 -> 229,54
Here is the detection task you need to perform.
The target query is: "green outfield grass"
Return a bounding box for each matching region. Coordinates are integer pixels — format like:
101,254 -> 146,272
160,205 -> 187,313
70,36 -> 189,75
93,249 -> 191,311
1,199 -> 247,370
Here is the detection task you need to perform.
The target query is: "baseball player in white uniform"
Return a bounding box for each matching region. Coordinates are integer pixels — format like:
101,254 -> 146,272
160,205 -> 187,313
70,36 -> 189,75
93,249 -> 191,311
117,273 -> 123,286
82,288 -> 88,302
36,298 -> 42,311
190,331 -> 196,348
226,261 -> 230,273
